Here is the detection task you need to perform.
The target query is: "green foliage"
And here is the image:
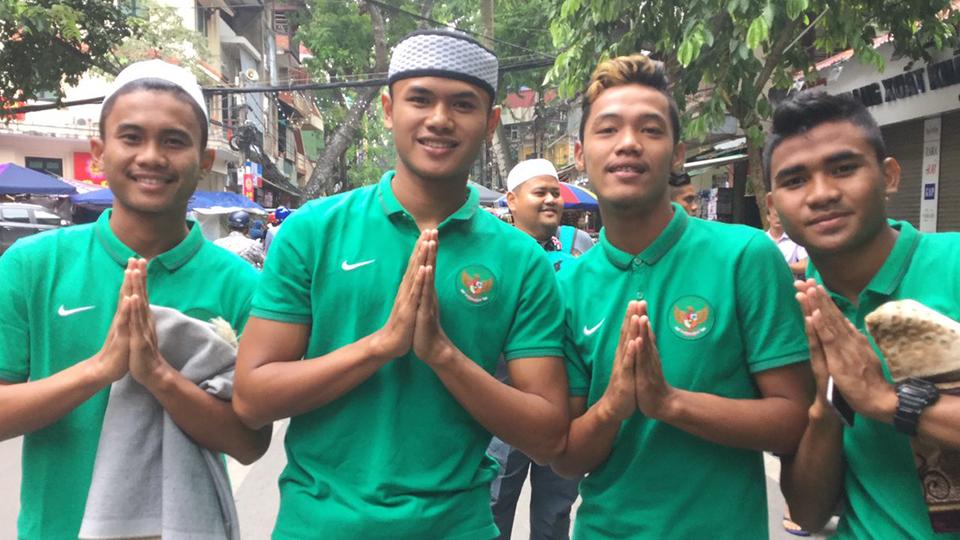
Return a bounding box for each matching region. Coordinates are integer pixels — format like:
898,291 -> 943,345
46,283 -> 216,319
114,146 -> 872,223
0,0 -> 137,104
345,99 -> 395,187
550,0 -> 960,144
112,0 -> 210,77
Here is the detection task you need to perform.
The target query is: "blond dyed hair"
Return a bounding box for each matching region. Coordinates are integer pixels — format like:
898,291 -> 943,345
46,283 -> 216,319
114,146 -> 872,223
579,54 -> 681,143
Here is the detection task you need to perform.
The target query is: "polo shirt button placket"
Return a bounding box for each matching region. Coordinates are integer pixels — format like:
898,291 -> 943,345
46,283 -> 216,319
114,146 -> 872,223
632,258 -> 645,300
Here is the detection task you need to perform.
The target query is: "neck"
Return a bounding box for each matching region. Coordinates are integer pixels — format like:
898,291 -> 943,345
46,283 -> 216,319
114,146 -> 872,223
515,222 -> 554,244
602,198 -> 674,255
811,225 -> 899,305
109,205 -> 190,259
392,164 -> 468,230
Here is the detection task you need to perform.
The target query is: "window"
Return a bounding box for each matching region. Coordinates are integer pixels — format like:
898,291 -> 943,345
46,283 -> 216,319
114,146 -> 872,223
1,209 -> 30,223
25,157 -> 63,178
34,210 -> 62,226
195,3 -> 208,35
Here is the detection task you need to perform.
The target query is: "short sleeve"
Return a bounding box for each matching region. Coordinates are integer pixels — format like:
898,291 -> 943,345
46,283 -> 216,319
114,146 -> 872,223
557,268 -> 590,397
250,212 -> 314,325
736,234 -> 809,373
0,247 -> 31,382
502,250 -> 564,361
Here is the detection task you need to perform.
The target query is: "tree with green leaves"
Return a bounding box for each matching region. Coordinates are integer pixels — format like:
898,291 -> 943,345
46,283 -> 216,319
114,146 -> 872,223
549,0 -> 960,217
0,0 -> 137,105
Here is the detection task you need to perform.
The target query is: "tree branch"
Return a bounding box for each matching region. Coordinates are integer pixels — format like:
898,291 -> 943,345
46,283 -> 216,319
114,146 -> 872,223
752,17 -> 800,98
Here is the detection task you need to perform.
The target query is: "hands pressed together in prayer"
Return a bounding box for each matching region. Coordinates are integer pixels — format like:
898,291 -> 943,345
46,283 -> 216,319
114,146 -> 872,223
601,300 -> 678,423
794,280 -> 897,423
91,258 -> 173,390
368,229 -> 456,367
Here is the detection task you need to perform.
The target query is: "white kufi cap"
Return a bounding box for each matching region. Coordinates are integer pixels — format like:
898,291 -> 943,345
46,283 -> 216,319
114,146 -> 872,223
507,158 -> 559,192
103,59 -> 208,119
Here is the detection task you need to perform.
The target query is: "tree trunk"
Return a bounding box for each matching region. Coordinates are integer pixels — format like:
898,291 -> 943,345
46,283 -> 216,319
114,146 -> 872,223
303,2 -> 388,200
746,134 -> 768,228
479,0 -> 514,189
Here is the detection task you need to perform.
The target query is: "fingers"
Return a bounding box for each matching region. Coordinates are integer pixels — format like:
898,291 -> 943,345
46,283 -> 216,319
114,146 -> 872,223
399,231 -> 429,296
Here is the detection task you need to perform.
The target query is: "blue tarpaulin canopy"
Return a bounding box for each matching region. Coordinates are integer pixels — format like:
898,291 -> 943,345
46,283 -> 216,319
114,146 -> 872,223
0,163 -> 77,195
71,188 -> 265,212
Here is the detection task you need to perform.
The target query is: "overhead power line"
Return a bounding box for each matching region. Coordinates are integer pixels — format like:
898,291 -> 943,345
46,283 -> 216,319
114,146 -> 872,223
2,58 -> 555,115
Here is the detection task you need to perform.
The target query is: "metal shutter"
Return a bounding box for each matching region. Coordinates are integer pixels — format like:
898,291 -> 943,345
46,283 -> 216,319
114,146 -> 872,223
882,119 -> 923,227
937,111 -> 960,231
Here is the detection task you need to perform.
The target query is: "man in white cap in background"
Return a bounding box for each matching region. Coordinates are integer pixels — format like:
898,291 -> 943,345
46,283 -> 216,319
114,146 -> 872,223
0,59 -> 269,539
234,29 -> 569,539
489,157 -> 583,539
505,158 -> 592,272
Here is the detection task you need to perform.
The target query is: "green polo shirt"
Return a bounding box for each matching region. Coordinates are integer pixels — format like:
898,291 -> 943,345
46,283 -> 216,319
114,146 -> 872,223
252,171 -> 564,540
0,209 -> 257,540
809,220 -> 960,540
559,205 -> 808,539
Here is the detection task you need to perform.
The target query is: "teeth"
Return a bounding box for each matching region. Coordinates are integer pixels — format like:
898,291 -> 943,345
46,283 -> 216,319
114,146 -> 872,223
136,177 -> 166,185
421,140 -> 455,149
611,165 -> 642,173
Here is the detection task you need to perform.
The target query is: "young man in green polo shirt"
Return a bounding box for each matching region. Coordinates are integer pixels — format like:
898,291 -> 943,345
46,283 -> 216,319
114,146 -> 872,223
0,60 -> 269,539
767,91 -> 960,539
233,30 -> 568,539
552,54 -> 812,539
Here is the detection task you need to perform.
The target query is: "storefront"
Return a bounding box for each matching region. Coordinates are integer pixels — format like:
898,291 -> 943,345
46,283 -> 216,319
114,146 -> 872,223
816,41 -> 960,232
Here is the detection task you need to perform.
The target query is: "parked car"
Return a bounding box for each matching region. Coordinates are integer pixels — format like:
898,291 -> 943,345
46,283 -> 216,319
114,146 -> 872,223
0,202 -> 69,254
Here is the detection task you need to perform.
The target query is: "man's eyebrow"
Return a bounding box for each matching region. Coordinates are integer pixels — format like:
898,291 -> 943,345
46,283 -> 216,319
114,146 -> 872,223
774,164 -> 807,182
823,150 -> 863,164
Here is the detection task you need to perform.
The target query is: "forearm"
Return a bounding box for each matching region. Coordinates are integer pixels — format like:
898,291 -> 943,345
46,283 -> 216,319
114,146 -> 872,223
657,389 -> 808,454
144,365 -> 271,464
429,352 -> 568,464
551,399 -> 622,478
910,395 -> 960,450
0,359 -> 109,440
779,402 -> 845,532
234,334 -> 388,429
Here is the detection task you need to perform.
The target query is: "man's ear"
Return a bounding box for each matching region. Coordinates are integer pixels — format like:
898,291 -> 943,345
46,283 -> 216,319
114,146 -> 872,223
505,190 -> 518,214
671,141 -> 686,172
201,148 -> 216,172
486,106 -> 502,142
574,140 -> 585,172
382,92 -> 394,130
90,137 -> 104,164
882,157 -> 901,195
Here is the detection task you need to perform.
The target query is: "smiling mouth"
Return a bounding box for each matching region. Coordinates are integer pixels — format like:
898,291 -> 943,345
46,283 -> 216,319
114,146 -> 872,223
808,212 -> 852,226
607,164 -> 647,174
418,138 -> 459,150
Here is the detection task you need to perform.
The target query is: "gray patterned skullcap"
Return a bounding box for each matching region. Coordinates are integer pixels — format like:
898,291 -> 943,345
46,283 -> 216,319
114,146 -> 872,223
388,29 -> 499,102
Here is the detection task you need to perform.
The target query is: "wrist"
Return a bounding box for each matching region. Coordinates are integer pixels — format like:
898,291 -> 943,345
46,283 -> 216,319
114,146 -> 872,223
140,361 -> 176,394
808,399 -> 843,429
862,384 -> 898,424
83,355 -> 120,388
649,389 -> 683,423
424,342 -> 458,370
596,395 -> 627,424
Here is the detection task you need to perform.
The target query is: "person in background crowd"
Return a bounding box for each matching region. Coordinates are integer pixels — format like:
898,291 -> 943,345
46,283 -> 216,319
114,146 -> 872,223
491,158 -> 581,539
263,205 -> 290,255
552,53 -> 812,539
765,202 -> 808,281
669,171 -> 700,217
215,210 -> 265,270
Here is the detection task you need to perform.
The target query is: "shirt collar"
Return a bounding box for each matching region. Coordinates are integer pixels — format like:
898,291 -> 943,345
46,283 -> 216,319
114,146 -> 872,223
600,203 -> 689,270
95,209 -> 205,271
808,220 -> 920,297
377,170 -> 479,225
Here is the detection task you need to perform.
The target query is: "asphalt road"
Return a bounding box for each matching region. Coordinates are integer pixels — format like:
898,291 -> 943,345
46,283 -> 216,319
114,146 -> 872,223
0,428 -> 837,539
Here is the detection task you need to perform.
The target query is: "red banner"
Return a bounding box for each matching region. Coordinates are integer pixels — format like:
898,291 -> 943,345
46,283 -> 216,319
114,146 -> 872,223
73,152 -> 107,185
243,164 -> 255,201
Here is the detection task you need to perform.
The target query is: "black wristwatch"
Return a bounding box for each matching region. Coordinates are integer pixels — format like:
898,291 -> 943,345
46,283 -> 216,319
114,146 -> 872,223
894,378 -> 940,436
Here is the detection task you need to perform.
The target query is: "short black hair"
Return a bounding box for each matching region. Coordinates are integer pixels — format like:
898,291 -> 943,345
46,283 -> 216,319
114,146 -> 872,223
763,91 -> 886,191
99,79 -> 209,150
579,55 -> 682,145
668,172 -> 691,187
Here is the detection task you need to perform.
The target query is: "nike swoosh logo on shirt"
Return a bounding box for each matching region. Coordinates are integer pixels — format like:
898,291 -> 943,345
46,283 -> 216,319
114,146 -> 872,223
58,305 -> 95,317
341,259 -> 375,271
583,319 -> 605,336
